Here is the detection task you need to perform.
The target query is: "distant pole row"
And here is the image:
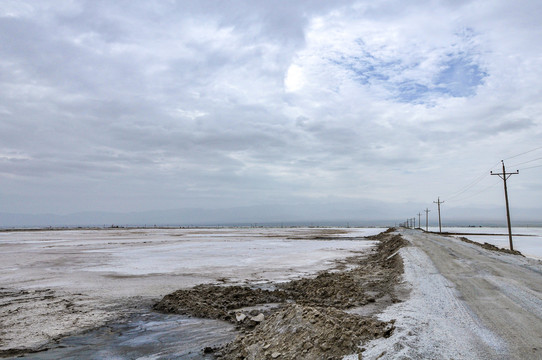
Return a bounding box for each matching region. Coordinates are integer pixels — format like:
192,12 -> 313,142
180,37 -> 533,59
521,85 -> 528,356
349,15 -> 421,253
400,160 -> 519,251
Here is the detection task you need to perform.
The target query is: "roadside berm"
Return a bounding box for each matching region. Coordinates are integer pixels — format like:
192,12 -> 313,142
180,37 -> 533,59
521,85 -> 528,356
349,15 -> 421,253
154,229 -> 407,359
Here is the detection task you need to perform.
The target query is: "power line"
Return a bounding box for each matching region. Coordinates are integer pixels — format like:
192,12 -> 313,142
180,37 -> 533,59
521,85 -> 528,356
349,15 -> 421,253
509,156 -> 542,168
518,164 -> 542,171
444,147 -> 540,203
445,161 -> 501,202
503,145 -> 542,161
449,178 -> 501,203
446,172 -> 490,202
444,153 -> 539,203
443,156 -> 537,205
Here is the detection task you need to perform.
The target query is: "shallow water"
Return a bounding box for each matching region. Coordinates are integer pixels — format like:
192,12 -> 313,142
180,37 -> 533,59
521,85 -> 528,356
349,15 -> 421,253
14,312 -> 236,360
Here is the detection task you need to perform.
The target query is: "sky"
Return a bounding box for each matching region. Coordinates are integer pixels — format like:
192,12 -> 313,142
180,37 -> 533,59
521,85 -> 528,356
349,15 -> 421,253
1,0 -> 542,225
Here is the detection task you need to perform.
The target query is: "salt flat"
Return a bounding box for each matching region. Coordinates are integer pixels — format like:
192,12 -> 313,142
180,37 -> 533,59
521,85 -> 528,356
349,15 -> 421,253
0,227 -> 381,354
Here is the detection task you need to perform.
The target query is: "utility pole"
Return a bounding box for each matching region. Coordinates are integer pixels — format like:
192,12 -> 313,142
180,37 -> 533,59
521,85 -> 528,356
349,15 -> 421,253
418,213 -> 421,229
424,208 -> 430,231
433,197 -> 444,233
491,160 -> 519,251
413,217 -> 416,229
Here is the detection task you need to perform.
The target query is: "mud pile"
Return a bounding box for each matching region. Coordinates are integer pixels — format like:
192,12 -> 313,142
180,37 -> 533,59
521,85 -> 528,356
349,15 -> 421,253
218,304 -> 393,360
457,236 -> 524,256
280,270 -> 370,309
364,227 -> 396,240
154,229 -> 406,359
154,285 -> 284,322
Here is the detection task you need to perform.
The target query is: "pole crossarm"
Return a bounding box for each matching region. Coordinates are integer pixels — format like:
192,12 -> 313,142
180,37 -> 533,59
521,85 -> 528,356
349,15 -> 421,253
491,172 -> 519,180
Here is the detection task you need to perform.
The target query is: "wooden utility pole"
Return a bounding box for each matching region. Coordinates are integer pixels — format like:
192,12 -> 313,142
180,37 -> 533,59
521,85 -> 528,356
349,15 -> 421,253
424,208 -> 430,231
418,213 -> 421,229
433,197 -> 444,233
491,160 -> 519,251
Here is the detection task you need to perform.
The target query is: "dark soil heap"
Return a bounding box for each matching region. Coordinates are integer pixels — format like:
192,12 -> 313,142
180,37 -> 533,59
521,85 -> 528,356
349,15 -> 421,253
220,304 -> 393,360
456,236 -> 524,256
154,228 -> 407,359
153,284 -> 285,322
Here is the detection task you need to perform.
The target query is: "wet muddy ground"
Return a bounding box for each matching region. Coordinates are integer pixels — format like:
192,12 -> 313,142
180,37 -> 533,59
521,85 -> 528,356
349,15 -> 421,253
7,312 -> 235,360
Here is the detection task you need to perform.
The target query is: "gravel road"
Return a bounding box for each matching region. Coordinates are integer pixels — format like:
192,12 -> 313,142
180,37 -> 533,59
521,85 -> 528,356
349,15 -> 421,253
364,228 -> 542,359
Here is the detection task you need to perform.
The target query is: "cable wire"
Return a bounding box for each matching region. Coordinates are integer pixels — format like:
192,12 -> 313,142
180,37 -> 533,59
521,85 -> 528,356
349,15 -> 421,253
437,149 -> 539,206
444,161 -> 500,202
518,164 -> 542,171
509,156 -> 542,168
448,178 -> 501,203
503,146 -> 542,161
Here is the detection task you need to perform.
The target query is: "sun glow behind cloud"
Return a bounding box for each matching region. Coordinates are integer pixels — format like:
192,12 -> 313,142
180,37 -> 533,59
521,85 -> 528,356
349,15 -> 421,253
284,64 -> 305,92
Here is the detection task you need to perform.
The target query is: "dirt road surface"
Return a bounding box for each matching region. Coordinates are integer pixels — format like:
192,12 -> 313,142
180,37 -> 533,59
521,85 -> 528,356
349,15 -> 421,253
364,228 -> 542,359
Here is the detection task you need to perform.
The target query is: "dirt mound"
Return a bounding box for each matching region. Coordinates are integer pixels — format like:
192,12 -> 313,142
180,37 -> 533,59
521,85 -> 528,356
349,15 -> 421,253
457,237 -> 524,256
277,234 -> 407,308
280,270 -> 369,309
153,284 -> 284,322
372,234 -> 408,268
365,227 -> 396,240
217,304 -> 393,360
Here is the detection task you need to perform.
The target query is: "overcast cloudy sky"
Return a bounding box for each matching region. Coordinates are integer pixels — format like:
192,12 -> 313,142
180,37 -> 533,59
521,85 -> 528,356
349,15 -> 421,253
1,0 -> 542,224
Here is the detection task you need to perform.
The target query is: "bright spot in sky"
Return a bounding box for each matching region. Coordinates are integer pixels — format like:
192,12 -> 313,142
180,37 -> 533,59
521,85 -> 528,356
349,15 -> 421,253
285,64 -> 305,92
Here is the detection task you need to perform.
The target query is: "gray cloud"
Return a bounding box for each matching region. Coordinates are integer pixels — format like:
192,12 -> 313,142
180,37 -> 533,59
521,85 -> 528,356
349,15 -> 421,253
1,0 -> 542,223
